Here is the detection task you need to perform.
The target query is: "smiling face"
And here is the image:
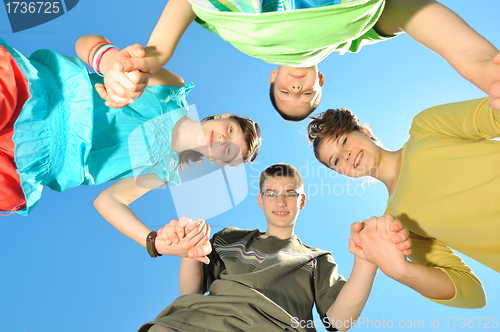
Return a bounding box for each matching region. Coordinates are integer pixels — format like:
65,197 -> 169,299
200,116 -> 248,163
270,65 -> 323,119
258,175 -> 305,233
317,128 -> 380,178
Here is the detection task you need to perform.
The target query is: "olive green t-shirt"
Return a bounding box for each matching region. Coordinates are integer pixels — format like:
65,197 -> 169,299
140,227 -> 346,332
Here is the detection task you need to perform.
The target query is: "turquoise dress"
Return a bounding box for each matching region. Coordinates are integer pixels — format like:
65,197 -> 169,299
0,38 -> 193,216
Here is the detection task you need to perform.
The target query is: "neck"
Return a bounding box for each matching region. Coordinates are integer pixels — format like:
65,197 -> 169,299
372,146 -> 402,196
262,225 -> 295,240
170,116 -> 204,154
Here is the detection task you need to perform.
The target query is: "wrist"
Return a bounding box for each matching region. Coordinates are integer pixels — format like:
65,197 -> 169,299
383,258 -> 413,280
99,48 -> 121,75
143,46 -> 171,75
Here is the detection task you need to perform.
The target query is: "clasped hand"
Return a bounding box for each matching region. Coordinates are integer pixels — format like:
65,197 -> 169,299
96,44 -> 151,108
154,216 -> 212,264
349,214 -> 412,278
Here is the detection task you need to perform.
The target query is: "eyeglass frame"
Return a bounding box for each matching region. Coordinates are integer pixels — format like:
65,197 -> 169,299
260,191 -> 304,200
245,120 -> 262,163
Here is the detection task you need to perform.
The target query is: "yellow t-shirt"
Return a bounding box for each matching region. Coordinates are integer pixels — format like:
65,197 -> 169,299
385,97 -> 500,308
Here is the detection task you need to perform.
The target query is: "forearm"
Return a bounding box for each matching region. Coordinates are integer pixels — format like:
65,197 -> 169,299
144,0 -> 196,74
326,257 -> 377,331
377,0 -> 498,87
387,261 -> 455,300
94,190 -> 152,248
179,258 -> 205,295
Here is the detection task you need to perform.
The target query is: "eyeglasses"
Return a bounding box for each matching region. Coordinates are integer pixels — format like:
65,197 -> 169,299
245,120 -> 262,163
261,191 -> 303,200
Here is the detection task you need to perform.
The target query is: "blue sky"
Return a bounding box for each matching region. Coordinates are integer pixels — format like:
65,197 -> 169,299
1,1 -> 499,331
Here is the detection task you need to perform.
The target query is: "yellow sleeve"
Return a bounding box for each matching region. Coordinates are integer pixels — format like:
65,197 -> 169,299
410,97 -> 500,140
409,232 -> 486,308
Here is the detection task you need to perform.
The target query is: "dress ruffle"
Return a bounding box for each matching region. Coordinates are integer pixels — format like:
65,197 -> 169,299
1,40 -> 94,215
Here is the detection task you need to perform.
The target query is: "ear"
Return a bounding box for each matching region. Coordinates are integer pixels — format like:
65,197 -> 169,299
300,194 -> 306,210
269,68 -> 278,84
359,126 -> 373,138
210,158 -> 226,165
218,113 -> 231,119
257,192 -> 263,209
318,72 -> 324,87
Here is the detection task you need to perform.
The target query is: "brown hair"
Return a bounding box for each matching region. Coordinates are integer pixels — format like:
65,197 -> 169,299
179,115 -> 260,171
269,83 -> 322,122
307,108 -> 376,167
259,163 -> 304,192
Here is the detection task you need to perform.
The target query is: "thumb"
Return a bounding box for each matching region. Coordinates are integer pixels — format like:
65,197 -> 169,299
494,51 -> 500,65
348,238 -> 365,259
116,58 -> 145,73
194,256 -> 210,265
129,43 -> 146,58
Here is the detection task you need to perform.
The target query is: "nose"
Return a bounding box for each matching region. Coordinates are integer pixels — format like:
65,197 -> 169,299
275,195 -> 287,207
291,84 -> 302,92
343,150 -> 352,162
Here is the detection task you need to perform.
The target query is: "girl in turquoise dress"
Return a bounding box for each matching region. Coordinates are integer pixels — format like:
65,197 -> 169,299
0,35 -> 262,261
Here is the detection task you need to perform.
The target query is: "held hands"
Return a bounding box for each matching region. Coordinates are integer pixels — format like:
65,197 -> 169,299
154,217 -> 212,264
349,215 -> 411,278
95,44 -> 151,108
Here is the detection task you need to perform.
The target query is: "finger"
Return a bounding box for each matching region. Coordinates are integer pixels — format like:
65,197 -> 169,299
128,43 -> 146,58
493,51 -> 500,65
117,57 -> 148,73
185,218 -> 205,233
125,70 -> 150,85
366,216 -> 378,231
388,218 -> 403,233
185,225 -> 208,246
402,248 -> 412,256
396,237 -> 412,251
189,240 -> 212,258
194,256 -> 210,264
391,227 -> 409,244
95,83 -> 109,100
165,219 -> 181,244
348,238 -> 365,259
159,219 -> 179,244
488,98 -> 500,112
350,222 -> 363,237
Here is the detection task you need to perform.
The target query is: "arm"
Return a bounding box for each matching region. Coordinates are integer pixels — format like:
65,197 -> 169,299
350,216 -> 485,308
179,258 -> 205,295
94,175 -> 210,259
375,0 -> 500,110
75,35 -> 149,108
99,0 -> 196,105
325,257 -> 377,332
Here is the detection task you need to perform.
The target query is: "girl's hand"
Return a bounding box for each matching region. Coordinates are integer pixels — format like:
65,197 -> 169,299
97,44 -> 150,108
157,217 -> 204,244
350,215 -> 412,256
352,215 -> 410,278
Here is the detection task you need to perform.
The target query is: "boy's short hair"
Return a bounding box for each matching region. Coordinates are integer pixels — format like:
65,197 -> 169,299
259,163 -> 304,191
269,83 -> 322,122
